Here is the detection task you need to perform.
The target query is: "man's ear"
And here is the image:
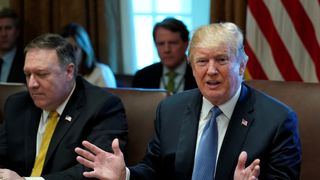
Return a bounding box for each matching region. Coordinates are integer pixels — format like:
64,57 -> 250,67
66,63 -> 75,80
239,60 -> 247,76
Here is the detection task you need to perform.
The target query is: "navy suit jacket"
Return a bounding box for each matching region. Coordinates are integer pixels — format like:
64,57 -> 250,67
132,62 -> 197,91
129,83 -> 301,180
7,46 -> 26,83
0,77 -> 128,179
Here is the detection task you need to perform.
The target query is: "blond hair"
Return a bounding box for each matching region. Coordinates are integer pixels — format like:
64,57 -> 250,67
188,22 -> 248,64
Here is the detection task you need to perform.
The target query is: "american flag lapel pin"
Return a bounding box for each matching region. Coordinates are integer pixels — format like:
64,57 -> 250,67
241,118 -> 248,127
65,115 -> 72,122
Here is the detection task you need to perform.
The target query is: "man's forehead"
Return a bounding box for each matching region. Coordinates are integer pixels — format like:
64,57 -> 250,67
0,18 -> 16,24
25,49 -> 59,64
26,48 -> 56,55
193,46 -> 230,55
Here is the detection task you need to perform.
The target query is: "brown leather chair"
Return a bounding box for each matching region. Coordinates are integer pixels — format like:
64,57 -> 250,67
246,80 -> 320,180
106,88 -> 169,166
0,83 -> 27,123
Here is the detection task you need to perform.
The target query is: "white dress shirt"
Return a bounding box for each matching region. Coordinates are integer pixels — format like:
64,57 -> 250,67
0,47 -> 16,82
126,85 -> 242,179
160,62 -> 187,93
25,84 -> 75,180
194,85 -> 241,170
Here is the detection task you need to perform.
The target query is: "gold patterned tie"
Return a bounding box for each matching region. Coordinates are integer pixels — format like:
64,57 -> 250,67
166,71 -> 177,93
31,111 -> 59,176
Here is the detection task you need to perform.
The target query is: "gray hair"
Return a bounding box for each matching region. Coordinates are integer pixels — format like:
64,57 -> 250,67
24,33 -> 78,76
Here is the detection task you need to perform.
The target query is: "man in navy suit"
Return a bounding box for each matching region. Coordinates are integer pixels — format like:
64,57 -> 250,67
132,17 -> 197,94
75,22 -> 301,179
0,8 -> 25,83
0,34 -> 128,179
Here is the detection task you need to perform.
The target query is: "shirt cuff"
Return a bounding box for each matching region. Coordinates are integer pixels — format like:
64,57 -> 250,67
24,177 -> 45,180
126,167 -> 130,180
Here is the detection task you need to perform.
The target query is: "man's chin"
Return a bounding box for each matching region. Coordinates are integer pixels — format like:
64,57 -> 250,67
162,61 -> 183,69
202,90 -> 226,105
0,45 -> 14,52
33,101 -> 48,109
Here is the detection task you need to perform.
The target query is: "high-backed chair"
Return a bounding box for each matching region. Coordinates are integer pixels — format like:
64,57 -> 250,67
105,88 -> 169,166
245,80 -> 320,180
0,83 -> 27,123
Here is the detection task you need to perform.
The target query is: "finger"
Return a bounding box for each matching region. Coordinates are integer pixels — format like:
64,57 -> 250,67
83,171 -> 99,178
75,147 -> 96,162
252,163 -> 260,177
76,156 -> 95,169
248,159 -> 260,171
82,140 -> 105,155
249,176 -> 258,180
112,138 -> 123,156
236,151 -> 247,170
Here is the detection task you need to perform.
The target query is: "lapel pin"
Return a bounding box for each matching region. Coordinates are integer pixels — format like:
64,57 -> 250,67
241,118 -> 248,127
65,115 -> 72,122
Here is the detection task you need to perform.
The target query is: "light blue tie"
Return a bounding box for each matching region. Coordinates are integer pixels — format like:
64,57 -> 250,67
192,106 -> 222,180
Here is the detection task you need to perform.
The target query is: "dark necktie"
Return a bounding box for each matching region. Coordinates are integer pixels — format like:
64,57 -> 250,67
192,106 -> 222,180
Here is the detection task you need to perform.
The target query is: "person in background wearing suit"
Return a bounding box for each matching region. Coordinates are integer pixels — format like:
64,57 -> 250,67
0,8 -> 25,83
132,17 -> 197,94
75,22 -> 301,179
0,33 -> 128,179
60,22 -> 117,88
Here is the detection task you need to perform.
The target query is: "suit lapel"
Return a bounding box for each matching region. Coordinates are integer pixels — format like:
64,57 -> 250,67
43,80 -> 84,167
184,64 -> 197,90
175,90 -> 203,179
155,63 -> 163,87
215,84 -> 255,179
24,104 -> 42,173
8,47 -> 25,83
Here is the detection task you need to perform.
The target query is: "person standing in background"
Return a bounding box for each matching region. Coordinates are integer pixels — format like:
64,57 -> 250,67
132,17 -> 197,94
0,8 -> 25,83
60,22 -> 117,88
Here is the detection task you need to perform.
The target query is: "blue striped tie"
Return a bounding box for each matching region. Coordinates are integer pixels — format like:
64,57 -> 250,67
192,106 -> 222,180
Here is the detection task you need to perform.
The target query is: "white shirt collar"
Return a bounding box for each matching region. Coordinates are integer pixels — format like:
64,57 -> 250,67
162,60 -> 187,76
202,85 -> 242,119
2,46 -> 17,62
42,83 -> 76,120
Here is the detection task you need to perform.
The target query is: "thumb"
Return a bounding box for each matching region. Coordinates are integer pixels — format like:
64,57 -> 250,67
237,151 -> 247,170
112,138 -> 122,156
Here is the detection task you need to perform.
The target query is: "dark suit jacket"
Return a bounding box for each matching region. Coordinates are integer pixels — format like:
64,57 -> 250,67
129,83 -> 301,180
7,46 -> 26,83
132,62 -> 197,91
0,77 -> 128,179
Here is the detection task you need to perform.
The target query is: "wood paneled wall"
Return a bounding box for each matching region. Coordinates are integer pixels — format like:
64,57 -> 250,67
9,0 -> 123,72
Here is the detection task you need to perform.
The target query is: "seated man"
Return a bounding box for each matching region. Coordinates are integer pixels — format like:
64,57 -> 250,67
75,22 -> 301,179
132,17 -> 197,94
0,8 -> 25,83
0,33 -> 128,179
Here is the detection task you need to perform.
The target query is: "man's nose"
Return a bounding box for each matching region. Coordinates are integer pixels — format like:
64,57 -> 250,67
0,29 -> 7,36
207,60 -> 219,75
28,75 -> 39,88
164,43 -> 171,52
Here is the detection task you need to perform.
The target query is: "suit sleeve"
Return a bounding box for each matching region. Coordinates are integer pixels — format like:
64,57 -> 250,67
265,111 -> 301,179
132,70 -> 144,88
